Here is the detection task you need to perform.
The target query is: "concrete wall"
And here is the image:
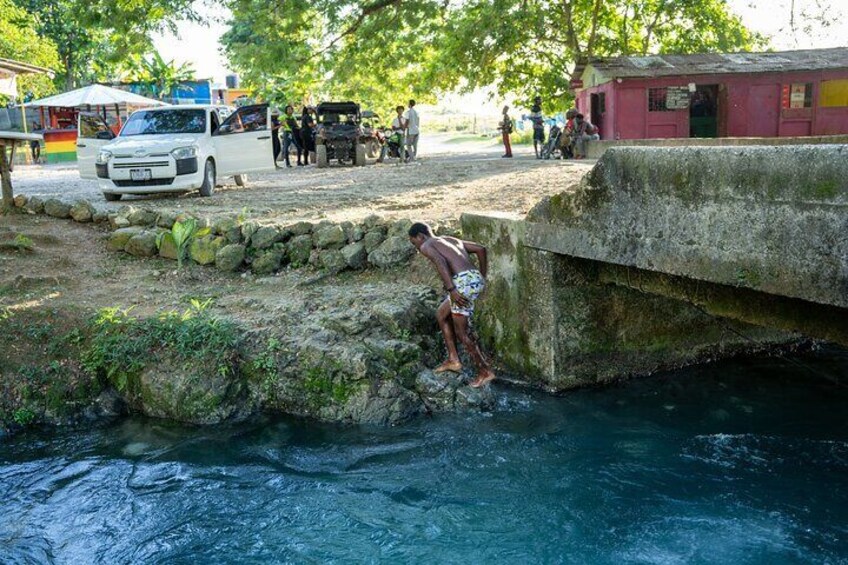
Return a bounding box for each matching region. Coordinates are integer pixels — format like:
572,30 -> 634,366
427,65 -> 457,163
531,145 -> 848,309
584,134 -> 848,159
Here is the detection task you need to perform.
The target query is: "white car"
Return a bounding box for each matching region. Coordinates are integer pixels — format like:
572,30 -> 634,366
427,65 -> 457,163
76,104 -> 276,201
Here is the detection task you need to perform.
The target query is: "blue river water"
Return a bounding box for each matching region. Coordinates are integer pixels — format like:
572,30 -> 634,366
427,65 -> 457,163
1,350 -> 847,564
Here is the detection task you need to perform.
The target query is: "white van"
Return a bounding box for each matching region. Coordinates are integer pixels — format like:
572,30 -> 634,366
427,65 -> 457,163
77,104 -> 276,201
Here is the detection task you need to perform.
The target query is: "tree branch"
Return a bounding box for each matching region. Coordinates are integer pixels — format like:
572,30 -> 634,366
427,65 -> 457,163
315,0 -> 402,57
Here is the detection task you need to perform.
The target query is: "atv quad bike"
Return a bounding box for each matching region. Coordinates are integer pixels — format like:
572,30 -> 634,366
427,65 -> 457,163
315,102 -> 370,167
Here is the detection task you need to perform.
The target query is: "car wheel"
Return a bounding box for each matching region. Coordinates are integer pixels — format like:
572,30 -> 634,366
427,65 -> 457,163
103,192 -> 122,202
199,159 -> 215,197
316,145 -> 328,168
355,143 -> 366,166
366,140 -> 380,159
234,174 -> 247,187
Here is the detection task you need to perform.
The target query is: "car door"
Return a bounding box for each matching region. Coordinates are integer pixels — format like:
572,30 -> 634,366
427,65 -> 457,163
77,113 -> 115,179
212,104 -> 275,176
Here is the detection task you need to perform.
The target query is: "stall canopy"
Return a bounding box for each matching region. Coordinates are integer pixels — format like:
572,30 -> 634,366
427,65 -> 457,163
25,84 -> 166,108
0,57 -> 54,97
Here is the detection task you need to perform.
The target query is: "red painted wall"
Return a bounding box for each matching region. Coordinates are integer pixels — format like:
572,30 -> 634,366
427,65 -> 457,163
576,69 -> 848,139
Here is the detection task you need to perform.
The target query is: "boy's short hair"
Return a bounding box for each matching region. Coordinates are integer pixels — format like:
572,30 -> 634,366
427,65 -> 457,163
396,105 -> 404,112
408,222 -> 434,238
409,99 -> 416,107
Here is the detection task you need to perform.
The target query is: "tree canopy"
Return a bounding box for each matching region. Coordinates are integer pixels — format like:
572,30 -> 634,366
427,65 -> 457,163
14,0 -> 200,90
221,0 -> 764,113
0,0 -> 60,99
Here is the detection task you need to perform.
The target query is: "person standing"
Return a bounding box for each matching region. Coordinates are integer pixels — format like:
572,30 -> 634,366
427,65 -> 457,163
498,105 -> 513,158
404,99 -> 420,162
281,105 -> 303,167
29,121 -> 42,164
300,106 -> 316,165
529,96 -> 545,159
408,222 -> 495,388
270,110 -> 282,165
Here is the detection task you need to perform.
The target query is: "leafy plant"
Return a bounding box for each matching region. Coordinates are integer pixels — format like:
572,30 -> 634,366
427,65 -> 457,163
156,218 -> 210,269
12,408 -> 36,426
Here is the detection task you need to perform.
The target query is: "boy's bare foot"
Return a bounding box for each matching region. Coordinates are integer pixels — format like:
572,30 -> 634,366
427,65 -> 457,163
434,359 -> 463,374
470,370 -> 496,388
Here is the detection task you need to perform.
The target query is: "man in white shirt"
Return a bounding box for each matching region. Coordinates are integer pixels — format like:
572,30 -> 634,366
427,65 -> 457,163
404,99 -> 420,162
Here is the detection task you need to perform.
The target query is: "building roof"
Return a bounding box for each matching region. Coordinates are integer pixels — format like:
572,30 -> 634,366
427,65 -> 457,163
577,47 -> 848,81
25,84 -> 166,108
0,57 -> 54,77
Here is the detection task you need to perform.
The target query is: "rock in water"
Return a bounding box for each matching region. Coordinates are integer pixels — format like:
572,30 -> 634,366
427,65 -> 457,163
368,236 -> 415,268
216,244 -> 246,272
415,369 -> 495,413
43,198 -> 72,219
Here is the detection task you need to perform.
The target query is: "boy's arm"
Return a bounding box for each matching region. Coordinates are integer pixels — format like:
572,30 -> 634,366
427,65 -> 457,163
462,240 -> 488,278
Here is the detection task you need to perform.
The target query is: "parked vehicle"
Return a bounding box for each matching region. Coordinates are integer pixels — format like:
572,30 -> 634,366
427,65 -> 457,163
77,104 -> 275,201
314,102 -> 369,168
361,110 -> 383,158
382,128 -> 408,161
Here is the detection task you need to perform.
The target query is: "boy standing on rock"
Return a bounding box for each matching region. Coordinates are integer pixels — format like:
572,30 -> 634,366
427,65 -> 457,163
408,222 -> 495,388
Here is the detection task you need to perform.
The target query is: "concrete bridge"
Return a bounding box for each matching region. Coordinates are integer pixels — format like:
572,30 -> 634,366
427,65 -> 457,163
462,145 -> 848,390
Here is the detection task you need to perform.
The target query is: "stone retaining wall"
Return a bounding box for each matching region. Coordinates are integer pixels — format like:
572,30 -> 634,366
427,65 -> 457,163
10,194 -> 455,275
585,134 -> 848,159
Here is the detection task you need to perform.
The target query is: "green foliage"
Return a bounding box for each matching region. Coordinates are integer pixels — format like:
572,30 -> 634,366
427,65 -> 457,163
156,218 -> 209,269
0,233 -> 35,252
82,304 -> 243,393
303,360 -> 352,405
0,0 -> 60,99
222,0 -> 764,110
12,408 -> 35,426
121,50 -> 196,100
14,0 -> 199,90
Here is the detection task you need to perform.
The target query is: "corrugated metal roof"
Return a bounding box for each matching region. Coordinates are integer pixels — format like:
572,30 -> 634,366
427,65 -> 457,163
0,57 -> 54,77
580,47 -> 848,80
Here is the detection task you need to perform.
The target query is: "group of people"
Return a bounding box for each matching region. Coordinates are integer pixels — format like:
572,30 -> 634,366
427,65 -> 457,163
380,100 -> 420,162
499,96 -> 600,159
275,105 -> 318,168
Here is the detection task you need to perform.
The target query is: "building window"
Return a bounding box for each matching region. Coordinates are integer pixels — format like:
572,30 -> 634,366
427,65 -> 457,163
648,87 -> 671,112
598,92 -> 606,114
784,83 -> 814,108
820,79 -> 848,107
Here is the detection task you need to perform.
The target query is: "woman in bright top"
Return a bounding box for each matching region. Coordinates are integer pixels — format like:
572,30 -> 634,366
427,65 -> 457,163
281,105 -> 303,167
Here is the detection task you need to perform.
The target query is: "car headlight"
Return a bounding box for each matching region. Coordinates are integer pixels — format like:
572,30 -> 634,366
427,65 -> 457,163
170,146 -> 198,160
96,150 -> 112,165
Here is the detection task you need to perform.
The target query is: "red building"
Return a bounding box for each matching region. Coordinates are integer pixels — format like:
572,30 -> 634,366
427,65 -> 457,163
572,47 -> 848,140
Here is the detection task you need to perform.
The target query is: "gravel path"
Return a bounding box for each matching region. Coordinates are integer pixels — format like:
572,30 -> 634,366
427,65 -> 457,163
11,134 -> 593,224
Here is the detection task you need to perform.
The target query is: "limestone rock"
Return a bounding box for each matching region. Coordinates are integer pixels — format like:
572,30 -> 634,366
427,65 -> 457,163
189,235 -> 225,265
24,196 -> 44,215
287,234 -> 313,267
250,225 -> 281,249
319,249 -> 347,272
368,236 -> 415,268
345,380 -> 423,425
127,208 -> 158,227
13,194 -> 27,208
363,214 -> 383,230
44,198 -> 72,219
288,221 -> 313,236
92,211 -> 109,224
415,370 -> 495,413
156,210 -> 178,229
363,230 -> 386,253
216,244 -> 246,272
108,214 -> 131,229
388,218 -> 413,238
107,227 -> 142,252
125,231 -> 158,257
241,221 -> 259,243
158,232 -> 179,260
313,224 -> 346,249
216,218 -> 243,244
252,249 -> 283,275
341,241 -> 367,269
69,200 -> 96,222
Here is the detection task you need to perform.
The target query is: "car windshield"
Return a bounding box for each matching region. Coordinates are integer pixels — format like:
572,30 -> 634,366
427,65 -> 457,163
120,109 -> 206,136
319,113 -> 358,125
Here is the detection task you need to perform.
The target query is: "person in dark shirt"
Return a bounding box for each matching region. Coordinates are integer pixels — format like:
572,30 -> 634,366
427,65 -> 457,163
300,106 -> 316,165
281,105 -> 303,167
529,96 -> 545,159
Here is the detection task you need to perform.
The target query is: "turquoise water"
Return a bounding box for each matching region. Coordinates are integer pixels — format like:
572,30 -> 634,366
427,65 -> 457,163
2,351 -> 847,564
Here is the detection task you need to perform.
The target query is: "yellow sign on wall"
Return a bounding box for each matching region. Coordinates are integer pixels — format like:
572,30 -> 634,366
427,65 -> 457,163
820,80 -> 848,108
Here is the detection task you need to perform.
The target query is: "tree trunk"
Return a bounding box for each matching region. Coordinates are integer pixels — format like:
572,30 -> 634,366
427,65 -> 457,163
1,143 -> 14,210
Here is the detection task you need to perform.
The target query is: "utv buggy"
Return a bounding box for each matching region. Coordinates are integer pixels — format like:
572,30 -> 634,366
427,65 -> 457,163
315,102 -> 369,167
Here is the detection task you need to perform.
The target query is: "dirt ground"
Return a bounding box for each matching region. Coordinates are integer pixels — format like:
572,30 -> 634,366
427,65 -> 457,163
12,135 -> 593,225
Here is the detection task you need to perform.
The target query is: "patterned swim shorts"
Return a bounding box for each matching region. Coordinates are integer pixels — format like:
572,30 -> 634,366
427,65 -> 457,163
449,270 -> 485,317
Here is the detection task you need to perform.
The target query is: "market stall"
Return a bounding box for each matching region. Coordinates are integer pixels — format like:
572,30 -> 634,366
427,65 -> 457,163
25,85 -> 165,163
